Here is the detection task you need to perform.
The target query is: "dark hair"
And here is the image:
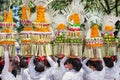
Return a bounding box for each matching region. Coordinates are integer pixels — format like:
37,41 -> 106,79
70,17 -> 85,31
66,58 -> 82,72
11,56 -> 20,70
0,57 -> 2,61
103,57 -> 114,68
33,57 -> 40,65
44,60 -> 51,68
87,60 -> 103,71
35,62 -> 45,72
57,58 -> 63,67
20,57 -> 28,68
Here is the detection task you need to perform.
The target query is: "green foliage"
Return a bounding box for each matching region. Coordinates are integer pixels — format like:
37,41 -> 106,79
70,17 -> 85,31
50,0 -> 71,10
0,0 -> 120,32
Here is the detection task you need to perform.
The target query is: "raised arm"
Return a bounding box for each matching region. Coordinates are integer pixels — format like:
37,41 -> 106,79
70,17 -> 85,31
53,56 -> 58,62
29,56 -> 42,79
81,58 -> 92,73
46,56 -> 56,67
115,57 -> 120,69
60,56 -> 68,70
2,45 -> 9,73
23,69 -> 31,80
28,56 -> 37,79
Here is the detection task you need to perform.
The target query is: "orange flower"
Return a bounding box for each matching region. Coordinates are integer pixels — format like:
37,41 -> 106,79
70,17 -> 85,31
21,40 -> 32,44
104,26 -> 114,31
87,43 -> 102,48
34,27 -> 49,32
1,29 -> 13,33
56,24 -> 66,30
23,27 -> 33,31
4,11 -> 7,22
7,10 -> 13,22
69,13 -> 80,24
3,10 -> 13,22
36,6 -> 46,23
22,6 -> 30,20
0,40 -> 15,45
34,28 -> 42,32
91,24 -> 99,38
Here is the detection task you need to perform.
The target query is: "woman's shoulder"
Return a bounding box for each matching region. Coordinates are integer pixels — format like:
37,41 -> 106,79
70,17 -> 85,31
23,68 -> 29,74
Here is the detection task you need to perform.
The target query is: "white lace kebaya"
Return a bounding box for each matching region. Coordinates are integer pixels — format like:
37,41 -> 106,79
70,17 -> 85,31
29,56 -> 57,80
82,58 -> 105,80
104,58 -> 120,80
1,51 -> 16,80
52,56 -> 68,80
21,68 -> 31,80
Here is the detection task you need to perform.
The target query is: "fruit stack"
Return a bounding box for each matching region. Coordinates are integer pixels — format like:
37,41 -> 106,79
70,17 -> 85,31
54,14 -> 67,43
20,5 -> 33,45
103,32 -> 118,46
0,10 -> 16,45
32,6 -> 53,44
103,25 -> 118,46
86,24 -> 103,48
0,9 -> 17,56
55,27 -> 66,43
102,16 -> 119,46
66,13 -> 81,43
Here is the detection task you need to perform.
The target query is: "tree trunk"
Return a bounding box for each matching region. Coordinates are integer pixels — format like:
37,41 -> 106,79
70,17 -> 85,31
98,0 -> 108,13
104,0 -> 111,14
115,0 -> 118,16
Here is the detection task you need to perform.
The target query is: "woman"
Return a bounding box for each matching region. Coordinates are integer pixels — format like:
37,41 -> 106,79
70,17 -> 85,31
62,58 -> 83,80
29,56 -> 57,80
52,55 -> 68,80
1,45 -> 16,80
82,58 -> 105,80
0,57 -> 4,80
20,57 -> 31,80
103,56 -> 120,80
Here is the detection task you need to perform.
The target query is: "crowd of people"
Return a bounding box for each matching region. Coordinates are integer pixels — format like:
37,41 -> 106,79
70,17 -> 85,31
0,45 -> 120,80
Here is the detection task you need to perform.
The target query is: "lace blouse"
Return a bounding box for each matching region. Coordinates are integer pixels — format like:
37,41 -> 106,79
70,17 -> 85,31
1,51 -> 16,80
52,57 -> 68,80
21,68 -> 31,80
82,58 -> 105,80
29,56 -> 57,80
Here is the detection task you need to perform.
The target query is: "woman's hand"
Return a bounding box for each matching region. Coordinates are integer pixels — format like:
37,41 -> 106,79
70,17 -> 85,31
3,45 -> 8,51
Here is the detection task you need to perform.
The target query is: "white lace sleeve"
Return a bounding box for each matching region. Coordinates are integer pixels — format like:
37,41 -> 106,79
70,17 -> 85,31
23,69 -> 31,80
46,56 -> 56,67
62,72 -> 70,80
2,51 -> 9,73
81,58 -> 92,73
114,58 -> 120,69
60,56 -> 67,71
53,56 -> 58,62
28,56 -> 38,79
29,56 -> 48,79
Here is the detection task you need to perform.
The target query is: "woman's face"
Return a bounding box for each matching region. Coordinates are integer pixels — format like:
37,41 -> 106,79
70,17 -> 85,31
67,62 -> 73,70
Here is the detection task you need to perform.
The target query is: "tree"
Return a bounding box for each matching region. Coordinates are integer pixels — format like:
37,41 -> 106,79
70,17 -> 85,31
83,0 -> 120,16
0,0 -> 120,32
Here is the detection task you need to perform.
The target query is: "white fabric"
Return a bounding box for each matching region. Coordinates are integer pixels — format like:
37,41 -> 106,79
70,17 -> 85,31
29,56 -> 57,80
104,59 -> 120,80
52,57 -> 68,80
82,58 -> 105,80
117,65 -> 120,80
21,68 -> 31,80
62,69 -> 83,80
1,51 -> 16,80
